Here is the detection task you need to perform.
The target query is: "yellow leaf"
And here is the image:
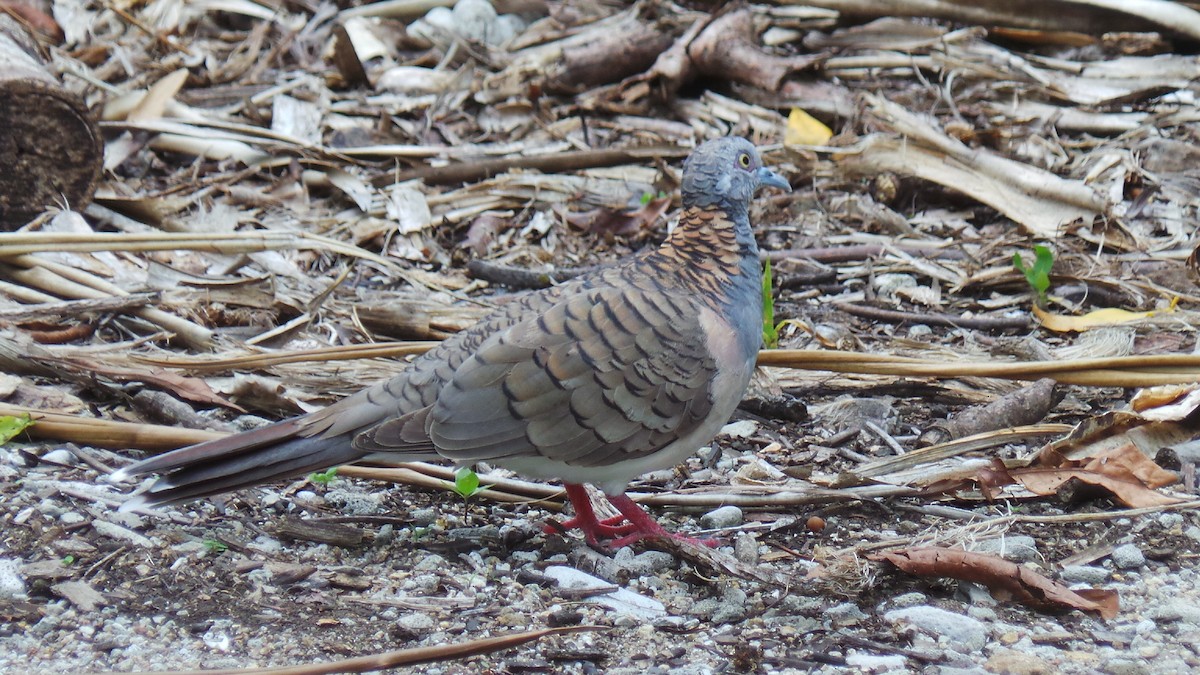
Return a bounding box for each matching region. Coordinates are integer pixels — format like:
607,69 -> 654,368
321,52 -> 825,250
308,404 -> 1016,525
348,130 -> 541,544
785,107 -> 833,146
1033,304 -> 1159,333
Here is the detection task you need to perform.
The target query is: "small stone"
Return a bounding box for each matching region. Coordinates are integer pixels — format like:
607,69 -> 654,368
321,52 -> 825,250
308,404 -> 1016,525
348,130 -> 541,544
58,512 -> 85,525
0,558 -> 26,599
1184,526 -> 1200,545
410,508 -> 438,527
719,420 -> 758,439
413,554 -> 447,572
1149,599 -> 1200,625
884,606 -> 987,653
827,602 -> 867,626
396,612 -> 436,636
543,566 -> 666,622
1110,543 -> 1146,569
985,648 -> 1053,675
700,505 -> 743,529
1102,658 -> 1150,675
1157,512 -> 1184,529
967,606 -> 997,622
92,520 -> 153,548
889,592 -> 927,609
974,535 -> 1039,562
845,652 -> 907,671
621,551 -> 674,577
733,533 -> 758,564
1059,565 -> 1111,585
41,448 -> 78,465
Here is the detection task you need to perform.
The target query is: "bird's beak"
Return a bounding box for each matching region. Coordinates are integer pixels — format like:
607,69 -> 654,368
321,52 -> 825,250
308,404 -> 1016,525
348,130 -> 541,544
756,167 -> 791,191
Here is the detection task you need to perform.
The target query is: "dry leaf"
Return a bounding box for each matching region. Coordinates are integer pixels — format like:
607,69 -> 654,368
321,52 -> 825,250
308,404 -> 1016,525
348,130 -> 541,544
785,107 -> 833,145
871,547 -> 1119,619
564,197 -> 671,237
1033,304 -> 1160,332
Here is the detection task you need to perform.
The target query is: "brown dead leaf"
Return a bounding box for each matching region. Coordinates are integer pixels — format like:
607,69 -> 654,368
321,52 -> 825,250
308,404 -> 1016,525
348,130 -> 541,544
461,214 -> 509,256
871,547 -> 1119,619
1081,443 -> 1178,489
1009,466 -> 1182,508
563,197 -> 671,237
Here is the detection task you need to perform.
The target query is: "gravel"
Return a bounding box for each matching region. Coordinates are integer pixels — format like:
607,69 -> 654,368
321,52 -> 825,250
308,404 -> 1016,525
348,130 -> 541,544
3,440 -> 1200,673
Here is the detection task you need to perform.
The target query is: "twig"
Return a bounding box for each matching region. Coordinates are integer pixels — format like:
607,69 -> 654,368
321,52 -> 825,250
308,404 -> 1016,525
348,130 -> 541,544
466,259 -> 596,289
835,302 -> 1032,331
0,292 -> 159,321
372,146 -> 689,186
131,626 -> 604,675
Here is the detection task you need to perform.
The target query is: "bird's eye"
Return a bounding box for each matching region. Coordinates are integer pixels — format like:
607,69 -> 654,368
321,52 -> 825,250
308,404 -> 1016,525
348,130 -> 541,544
738,153 -> 751,168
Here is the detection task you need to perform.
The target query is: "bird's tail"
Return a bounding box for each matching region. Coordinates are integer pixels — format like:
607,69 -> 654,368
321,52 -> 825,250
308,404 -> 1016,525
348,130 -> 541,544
112,418 -> 367,510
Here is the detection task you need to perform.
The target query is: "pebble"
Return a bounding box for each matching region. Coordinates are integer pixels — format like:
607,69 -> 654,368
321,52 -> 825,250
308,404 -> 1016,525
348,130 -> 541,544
700,505 -> 743,529
827,602 -> 867,626
888,592 -> 927,609
542,566 -> 666,622
92,520 -> 153,548
985,648 -> 1053,675
410,508 -> 438,527
41,448 -> 78,466
845,652 -> 907,670
1059,565 -> 1111,585
0,558 -> 26,599
396,612 -> 436,635
413,554 -> 447,572
884,606 -> 988,653
1111,543 -> 1146,569
324,488 -> 383,515
1102,659 -> 1151,675
1157,512 -> 1183,529
974,535 -> 1039,562
1148,599 -> 1200,625
733,533 -> 758,564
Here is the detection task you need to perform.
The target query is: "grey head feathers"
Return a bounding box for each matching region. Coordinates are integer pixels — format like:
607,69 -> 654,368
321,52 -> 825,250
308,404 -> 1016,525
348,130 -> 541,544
681,137 -> 790,211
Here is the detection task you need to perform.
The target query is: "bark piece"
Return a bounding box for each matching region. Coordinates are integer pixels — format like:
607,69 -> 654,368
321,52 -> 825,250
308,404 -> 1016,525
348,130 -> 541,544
0,14 -> 101,229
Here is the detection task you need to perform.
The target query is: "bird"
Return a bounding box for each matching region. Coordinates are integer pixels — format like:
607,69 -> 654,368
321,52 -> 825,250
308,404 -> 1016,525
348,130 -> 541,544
112,136 -> 790,548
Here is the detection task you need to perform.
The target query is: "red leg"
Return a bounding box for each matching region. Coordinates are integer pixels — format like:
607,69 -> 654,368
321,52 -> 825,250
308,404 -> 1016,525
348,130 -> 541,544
544,484 -> 636,546
605,494 -> 719,548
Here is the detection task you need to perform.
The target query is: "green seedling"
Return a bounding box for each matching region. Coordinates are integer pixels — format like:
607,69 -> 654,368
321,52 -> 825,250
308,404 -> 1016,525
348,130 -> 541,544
309,467 -> 338,486
639,190 -> 668,206
1013,245 -> 1054,306
762,258 -> 779,349
453,466 -> 484,500
203,538 -> 228,554
61,555 -> 76,566
0,414 -> 33,445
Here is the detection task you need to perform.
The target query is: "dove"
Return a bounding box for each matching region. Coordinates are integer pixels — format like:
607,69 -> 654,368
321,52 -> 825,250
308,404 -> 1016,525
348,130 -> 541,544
113,136 -> 789,548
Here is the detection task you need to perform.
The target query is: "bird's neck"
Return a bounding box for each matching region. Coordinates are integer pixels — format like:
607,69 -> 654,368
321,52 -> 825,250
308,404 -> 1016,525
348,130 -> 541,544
650,204 -> 761,301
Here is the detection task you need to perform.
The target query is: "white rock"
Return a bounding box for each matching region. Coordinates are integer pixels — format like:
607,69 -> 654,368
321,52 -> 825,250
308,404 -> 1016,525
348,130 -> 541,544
845,652 -> 907,671
700,505 -> 743,529
543,566 -> 666,621
0,558 -> 26,599
92,520 -> 154,548
884,605 -> 987,653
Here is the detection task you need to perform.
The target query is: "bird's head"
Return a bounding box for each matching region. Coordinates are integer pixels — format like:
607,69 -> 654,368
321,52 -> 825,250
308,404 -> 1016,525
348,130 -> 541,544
680,137 -> 790,210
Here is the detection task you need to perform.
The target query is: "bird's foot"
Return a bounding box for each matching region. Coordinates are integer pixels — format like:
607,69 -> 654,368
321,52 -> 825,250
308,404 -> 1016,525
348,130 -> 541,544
546,513 -> 637,543
547,484 -> 719,549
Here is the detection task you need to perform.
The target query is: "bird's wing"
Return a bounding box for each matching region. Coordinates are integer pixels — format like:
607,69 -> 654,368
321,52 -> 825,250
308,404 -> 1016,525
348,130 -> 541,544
354,282 -> 722,467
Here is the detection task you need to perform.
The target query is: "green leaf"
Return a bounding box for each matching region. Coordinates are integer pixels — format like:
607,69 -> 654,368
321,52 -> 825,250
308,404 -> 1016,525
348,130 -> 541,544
762,258 -> 779,349
309,467 -> 338,485
203,538 -> 228,554
0,414 -> 33,445
61,555 -> 76,566
453,466 -> 481,499
1013,245 -> 1054,305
